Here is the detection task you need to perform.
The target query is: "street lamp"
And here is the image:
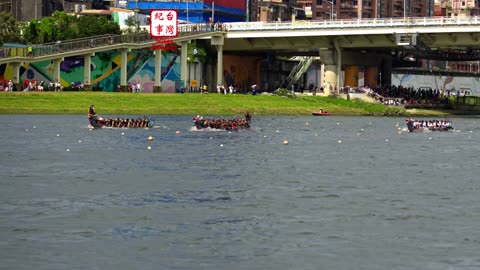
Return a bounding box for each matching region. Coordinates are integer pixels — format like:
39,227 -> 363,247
324,0 -> 335,21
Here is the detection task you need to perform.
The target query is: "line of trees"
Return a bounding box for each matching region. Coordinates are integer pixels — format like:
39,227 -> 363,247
0,11 -> 121,46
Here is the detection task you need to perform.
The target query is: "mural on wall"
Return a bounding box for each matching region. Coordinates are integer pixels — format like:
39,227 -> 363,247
392,73 -> 480,94
0,50 -> 181,92
223,55 -> 260,91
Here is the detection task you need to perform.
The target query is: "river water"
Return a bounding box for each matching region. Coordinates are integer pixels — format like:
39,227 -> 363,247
1,114 -> 480,270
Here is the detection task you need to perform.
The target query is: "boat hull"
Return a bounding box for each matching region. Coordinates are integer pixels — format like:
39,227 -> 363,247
312,112 -> 332,116
88,116 -> 155,129
405,119 -> 453,132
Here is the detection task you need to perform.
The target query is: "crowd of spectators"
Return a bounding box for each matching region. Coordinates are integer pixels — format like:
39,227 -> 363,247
360,85 -> 450,106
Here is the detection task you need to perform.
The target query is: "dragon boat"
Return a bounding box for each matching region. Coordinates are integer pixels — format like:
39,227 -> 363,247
88,115 -> 155,129
192,115 -> 251,131
405,118 -> 453,132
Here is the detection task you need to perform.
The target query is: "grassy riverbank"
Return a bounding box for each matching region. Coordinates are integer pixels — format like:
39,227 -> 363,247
0,92 -> 452,116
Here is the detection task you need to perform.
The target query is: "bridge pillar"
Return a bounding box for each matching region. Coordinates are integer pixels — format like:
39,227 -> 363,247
323,65 -> 337,96
52,58 -> 64,88
334,40 -> 342,95
181,41 -> 188,91
364,66 -> 379,87
83,53 -> 94,91
12,62 -> 21,91
120,49 -> 129,92
381,55 -> 392,86
154,49 -> 162,93
216,45 -> 223,87
344,65 -> 359,87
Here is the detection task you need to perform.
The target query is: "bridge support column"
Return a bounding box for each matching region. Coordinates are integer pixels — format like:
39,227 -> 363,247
334,40 -> 342,95
216,45 -> 223,87
181,41 -> 188,91
154,49 -> 162,93
84,53 -> 94,91
52,58 -> 64,89
364,66 -> 379,87
120,49 -> 129,92
381,55 -> 392,86
323,65 -> 337,96
12,62 -> 21,91
344,65 -> 359,87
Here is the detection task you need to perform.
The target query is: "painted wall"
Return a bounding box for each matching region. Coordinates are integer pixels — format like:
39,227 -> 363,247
223,55 -> 260,91
0,50 -> 181,93
392,73 -> 480,94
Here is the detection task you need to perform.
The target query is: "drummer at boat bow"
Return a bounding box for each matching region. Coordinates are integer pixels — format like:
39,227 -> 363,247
89,105 -> 97,116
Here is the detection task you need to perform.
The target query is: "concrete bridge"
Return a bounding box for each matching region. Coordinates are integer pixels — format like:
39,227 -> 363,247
2,16 -> 480,93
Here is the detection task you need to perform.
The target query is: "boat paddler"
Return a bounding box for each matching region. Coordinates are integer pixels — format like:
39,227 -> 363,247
88,105 -> 97,116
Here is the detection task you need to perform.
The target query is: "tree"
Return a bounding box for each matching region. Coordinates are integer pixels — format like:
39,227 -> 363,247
0,11 -> 21,45
22,19 -> 41,44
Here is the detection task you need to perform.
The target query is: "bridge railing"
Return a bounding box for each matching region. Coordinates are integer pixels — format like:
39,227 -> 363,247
225,16 -> 480,31
0,32 -> 157,59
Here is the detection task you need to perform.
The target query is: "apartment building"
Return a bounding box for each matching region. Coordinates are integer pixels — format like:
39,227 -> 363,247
436,0 -> 480,16
312,0 -> 434,20
250,0 -> 305,22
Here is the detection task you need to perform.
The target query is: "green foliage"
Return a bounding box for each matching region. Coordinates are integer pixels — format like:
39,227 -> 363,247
187,42 -> 207,63
19,11 -> 121,44
123,16 -> 141,34
0,11 -> 21,45
273,88 -> 295,98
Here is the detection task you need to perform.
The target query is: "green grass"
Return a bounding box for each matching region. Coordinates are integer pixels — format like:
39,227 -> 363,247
0,91 -> 453,116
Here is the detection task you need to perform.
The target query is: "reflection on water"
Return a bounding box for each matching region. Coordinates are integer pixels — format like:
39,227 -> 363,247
1,115 -> 480,270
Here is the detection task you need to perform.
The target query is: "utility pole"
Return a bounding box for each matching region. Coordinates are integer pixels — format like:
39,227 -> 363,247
246,0 -> 250,22
212,1 -> 215,23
